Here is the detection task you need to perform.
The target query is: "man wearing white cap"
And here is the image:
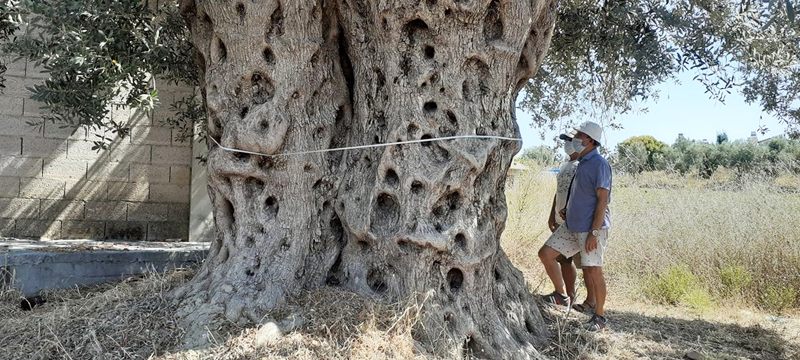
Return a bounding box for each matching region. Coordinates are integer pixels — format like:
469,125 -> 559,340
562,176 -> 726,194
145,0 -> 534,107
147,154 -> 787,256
538,121 -> 612,332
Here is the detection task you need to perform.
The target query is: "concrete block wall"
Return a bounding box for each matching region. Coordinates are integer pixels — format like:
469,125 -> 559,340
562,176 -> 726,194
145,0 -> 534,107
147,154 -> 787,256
0,57 -> 195,241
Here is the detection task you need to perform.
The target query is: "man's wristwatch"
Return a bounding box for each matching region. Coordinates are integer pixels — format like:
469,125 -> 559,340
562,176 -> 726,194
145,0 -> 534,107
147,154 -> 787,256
591,229 -> 601,237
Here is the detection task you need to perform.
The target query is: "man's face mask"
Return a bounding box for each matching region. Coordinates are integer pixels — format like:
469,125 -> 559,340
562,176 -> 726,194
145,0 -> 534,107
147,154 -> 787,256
572,137 -> 587,154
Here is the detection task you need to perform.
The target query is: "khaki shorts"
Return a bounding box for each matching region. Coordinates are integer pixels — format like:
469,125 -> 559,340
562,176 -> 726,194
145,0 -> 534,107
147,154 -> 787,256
545,225 -> 608,267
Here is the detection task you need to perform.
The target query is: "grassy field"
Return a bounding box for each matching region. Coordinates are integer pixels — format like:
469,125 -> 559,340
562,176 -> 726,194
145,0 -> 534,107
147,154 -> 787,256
1,168 -> 799,359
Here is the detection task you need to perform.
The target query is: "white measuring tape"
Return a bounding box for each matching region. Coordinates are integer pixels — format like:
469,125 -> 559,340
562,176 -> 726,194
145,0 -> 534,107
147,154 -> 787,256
208,134 -> 522,158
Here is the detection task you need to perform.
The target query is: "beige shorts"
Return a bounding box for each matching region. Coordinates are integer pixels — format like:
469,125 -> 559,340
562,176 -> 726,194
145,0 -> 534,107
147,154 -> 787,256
544,225 -> 609,267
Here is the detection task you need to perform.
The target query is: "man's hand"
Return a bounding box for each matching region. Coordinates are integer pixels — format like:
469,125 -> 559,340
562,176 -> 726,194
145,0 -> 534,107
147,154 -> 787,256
558,208 -> 567,220
585,234 -> 598,252
548,217 -> 558,232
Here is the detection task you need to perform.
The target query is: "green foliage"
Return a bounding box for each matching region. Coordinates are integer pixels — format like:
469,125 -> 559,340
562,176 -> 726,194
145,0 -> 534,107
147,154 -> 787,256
2,0 -> 198,148
759,285 -> 797,313
645,265 -> 704,306
520,145 -> 558,166
718,265 -> 753,296
614,134 -> 800,177
520,0 -> 800,131
0,0 -> 22,90
716,132 -> 729,144
616,135 -> 668,173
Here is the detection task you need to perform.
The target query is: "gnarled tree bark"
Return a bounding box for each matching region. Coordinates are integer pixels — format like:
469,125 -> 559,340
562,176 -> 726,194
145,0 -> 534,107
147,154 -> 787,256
176,0 -> 556,357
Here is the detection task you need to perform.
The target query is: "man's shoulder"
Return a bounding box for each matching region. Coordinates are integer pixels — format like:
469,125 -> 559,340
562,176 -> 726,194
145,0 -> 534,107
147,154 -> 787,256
586,152 -> 611,168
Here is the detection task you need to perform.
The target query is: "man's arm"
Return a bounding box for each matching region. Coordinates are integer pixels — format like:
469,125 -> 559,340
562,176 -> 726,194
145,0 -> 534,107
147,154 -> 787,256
548,194 -> 557,232
585,187 -> 609,251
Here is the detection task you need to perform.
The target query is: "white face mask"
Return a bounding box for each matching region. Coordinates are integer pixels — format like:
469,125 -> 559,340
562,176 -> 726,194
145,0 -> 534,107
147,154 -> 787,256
563,141 -> 575,156
572,137 -> 586,154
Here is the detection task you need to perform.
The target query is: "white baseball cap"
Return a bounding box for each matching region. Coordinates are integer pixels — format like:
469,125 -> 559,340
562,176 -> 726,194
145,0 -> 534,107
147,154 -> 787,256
573,121 -> 604,146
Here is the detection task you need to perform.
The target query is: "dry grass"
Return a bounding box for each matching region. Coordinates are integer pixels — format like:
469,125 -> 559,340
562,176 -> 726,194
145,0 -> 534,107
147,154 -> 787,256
0,269 -> 191,360
158,287 -> 427,360
1,167 -> 799,359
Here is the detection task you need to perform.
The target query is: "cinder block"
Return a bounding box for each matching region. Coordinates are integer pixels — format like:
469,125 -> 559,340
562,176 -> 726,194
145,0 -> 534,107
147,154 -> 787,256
43,159 -> 87,179
130,126 -> 172,145
72,140 -> 150,163
149,183 -> 189,203
147,221 -> 189,241
68,140 -> 150,163
19,178 -> 65,199
1,58 -> 26,77
23,98 -> 50,116
107,182 -> 149,201
131,164 -> 170,183
152,145 -> 191,165
66,140 -> 104,160
105,221 -> 147,241
43,122 -> 86,140
40,199 -> 85,220
15,219 -> 61,239
61,220 -> 105,239
85,201 -> 127,221
22,137 -> 67,158
0,198 -> 39,218
0,177 -> 20,198
0,156 -> 42,177
170,165 -> 191,184
0,96 -> 23,116
0,115 -> 43,136
0,135 -> 21,155
0,76 -> 36,97
104,144 -> 151,163
25,64 -> 49,79
113,107 -> 153,127
87,162 -> 129,181
0,219 -> 14,237
128,202 -> 188,222
65,179 -> 108,200
171,131 -> 192,147
151,103 -> 177,126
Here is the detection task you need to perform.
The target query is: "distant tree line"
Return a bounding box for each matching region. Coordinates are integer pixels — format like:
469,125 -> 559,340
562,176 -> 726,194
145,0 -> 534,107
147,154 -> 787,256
613,134 -> 800,177
518,132 -> 800,178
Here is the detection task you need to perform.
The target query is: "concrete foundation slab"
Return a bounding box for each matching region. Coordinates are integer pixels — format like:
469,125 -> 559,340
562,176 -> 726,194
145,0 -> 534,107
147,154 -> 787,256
1,239 -> 209,297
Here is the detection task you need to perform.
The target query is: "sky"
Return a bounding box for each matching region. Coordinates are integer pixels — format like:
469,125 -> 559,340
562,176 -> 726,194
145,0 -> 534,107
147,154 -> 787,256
515,72 -> 789,152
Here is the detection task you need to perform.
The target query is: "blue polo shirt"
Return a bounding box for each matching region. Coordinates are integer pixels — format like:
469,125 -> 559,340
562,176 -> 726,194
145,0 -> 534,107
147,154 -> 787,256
565,148 -> 612,232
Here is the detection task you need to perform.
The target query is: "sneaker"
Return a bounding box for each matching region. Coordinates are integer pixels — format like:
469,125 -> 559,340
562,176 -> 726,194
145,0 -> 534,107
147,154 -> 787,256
585,314 -> 607,332
541,292 -> 571,307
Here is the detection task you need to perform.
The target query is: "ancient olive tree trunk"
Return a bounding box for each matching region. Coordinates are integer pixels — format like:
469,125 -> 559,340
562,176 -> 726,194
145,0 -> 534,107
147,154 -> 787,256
176,0 -> 556,357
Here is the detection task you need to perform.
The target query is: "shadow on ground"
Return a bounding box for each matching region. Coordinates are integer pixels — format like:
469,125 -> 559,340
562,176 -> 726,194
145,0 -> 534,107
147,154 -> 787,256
578,309 -> 800,360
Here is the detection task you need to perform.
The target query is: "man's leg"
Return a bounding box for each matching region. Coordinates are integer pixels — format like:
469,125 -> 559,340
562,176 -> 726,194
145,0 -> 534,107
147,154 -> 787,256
577,229 -> 609,320
581,269 -> 595,307
538,245 -> 567,296
558,256 -> 577,302
583,266 -> 606,316
574,254 -> 595,308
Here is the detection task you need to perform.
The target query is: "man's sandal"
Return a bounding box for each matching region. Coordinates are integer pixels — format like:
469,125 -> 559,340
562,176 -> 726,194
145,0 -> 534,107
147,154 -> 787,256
572,302 -> 595,314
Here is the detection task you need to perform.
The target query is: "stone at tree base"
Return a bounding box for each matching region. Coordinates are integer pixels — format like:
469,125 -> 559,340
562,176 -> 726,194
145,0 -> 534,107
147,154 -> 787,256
254,322 -> 283,348
684,350 -> 705,360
